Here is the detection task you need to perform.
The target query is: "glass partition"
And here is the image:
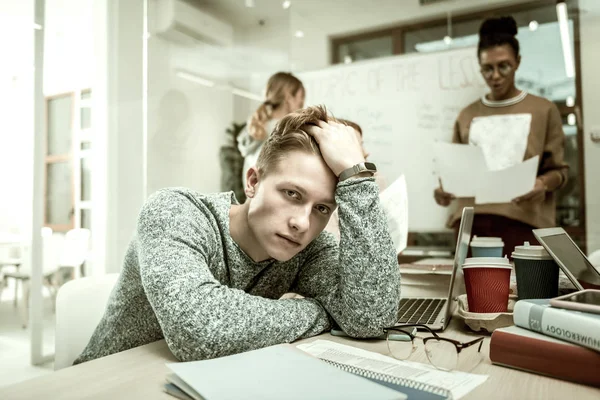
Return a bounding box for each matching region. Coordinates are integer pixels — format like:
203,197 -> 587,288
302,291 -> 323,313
145,1 -> 293,199
328,0 -> 585,252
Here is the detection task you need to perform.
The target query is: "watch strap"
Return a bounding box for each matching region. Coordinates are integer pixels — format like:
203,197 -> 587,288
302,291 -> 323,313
338,162 -> 377,181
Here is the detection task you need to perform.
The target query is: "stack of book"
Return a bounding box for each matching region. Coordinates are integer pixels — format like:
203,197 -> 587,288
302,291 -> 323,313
489,298 -> 600,387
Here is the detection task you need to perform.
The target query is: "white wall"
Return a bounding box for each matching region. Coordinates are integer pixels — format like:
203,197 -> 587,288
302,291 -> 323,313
0,1 -> 34,238
91,0 -> 145,274
43,0 -> 93,95
580,0 -> 600,253
230,18 -> 292,124
146,36 -> 233,196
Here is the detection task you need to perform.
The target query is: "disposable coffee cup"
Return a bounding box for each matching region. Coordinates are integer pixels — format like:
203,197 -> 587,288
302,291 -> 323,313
512,242 -> 559,300
470,236 -> 504,258
463,257 -> 512,313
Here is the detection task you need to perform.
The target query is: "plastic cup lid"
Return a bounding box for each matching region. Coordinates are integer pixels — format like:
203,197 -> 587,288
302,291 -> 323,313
463,257 -> 512,268
471,236 -> 502,242
462,264 -> 512,270
470,236 -> 504,247
511,241 -> 553,260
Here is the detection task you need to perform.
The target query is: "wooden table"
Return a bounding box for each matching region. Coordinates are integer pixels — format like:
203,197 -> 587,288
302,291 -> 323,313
1,318 -> 599,400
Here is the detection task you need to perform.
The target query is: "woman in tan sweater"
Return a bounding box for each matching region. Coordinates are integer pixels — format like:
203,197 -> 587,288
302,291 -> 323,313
434,16 -> 568,255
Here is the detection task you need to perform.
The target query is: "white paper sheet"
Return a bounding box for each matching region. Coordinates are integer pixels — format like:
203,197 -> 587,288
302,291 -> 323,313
433,142 -> 487,197
298,340 -> 488,400
474,155 -> 539,204
469,114 -> 532,171
379,175 -> 409,254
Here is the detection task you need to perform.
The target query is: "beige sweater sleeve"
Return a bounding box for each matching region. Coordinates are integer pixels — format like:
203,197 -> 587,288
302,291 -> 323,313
537,104 -> 569,192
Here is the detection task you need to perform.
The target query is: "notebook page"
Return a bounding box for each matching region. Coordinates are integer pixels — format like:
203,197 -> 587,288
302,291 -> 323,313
298,340 -> 487,399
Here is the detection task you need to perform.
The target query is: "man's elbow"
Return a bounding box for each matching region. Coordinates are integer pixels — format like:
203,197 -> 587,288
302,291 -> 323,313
165,331 -> 228,362
166,328 -> 254,362
340,285 -> 401,338
338,319 -> 389,339
168,340 -> 213,362
338,308 -> 399,338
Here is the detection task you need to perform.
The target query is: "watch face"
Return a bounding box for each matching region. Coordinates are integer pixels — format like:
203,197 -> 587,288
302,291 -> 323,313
364,162 -> 377,172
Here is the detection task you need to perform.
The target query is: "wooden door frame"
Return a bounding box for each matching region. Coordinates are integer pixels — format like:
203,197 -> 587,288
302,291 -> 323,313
44,91 -> 76,232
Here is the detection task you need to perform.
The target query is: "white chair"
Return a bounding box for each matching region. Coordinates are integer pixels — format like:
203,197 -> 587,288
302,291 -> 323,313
2,227 -> 64,327
54,273 -> 119,370
0,232 -> 25,305
59,228 -> 91,279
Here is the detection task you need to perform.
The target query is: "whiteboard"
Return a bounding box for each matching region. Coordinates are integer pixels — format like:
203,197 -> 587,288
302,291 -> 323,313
300,47 -> 488,232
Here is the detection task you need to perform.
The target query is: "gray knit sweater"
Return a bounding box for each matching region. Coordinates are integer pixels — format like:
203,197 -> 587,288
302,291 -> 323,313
74,177 -> 401,364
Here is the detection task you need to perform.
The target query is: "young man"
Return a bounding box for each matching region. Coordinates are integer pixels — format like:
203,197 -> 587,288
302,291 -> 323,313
74,106 -> 401,364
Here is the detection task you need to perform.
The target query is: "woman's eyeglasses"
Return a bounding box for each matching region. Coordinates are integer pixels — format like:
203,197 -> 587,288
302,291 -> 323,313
384,324 -> 484,371
480,62 -> 514,79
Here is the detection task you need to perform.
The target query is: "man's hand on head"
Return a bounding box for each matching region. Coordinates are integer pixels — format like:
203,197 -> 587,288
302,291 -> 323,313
306,121 -> 366,177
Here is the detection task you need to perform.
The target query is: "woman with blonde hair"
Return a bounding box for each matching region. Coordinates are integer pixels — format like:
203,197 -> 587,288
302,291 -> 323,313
237,72 -> 305,186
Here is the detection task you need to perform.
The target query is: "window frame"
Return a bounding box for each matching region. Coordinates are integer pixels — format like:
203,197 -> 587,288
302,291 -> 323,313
44,91 -> 76,232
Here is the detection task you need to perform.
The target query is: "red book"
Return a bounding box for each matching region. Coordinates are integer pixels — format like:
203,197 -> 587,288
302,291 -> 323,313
490,326 -> 600,387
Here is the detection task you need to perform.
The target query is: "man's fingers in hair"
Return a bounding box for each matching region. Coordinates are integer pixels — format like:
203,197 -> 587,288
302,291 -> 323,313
305,125 -> 324,140
316,120 -> 329,129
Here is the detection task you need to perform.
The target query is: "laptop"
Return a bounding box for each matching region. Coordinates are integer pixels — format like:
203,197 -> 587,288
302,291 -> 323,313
396,207 -> 474,331
533,227 -> 600,291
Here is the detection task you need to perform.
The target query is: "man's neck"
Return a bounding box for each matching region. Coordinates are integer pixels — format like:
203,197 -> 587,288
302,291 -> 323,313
229,203 -> 270,262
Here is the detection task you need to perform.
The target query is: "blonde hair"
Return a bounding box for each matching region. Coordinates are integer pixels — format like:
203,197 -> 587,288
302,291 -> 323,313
249,72 -> 304,141
256,105 -> 335,176
338,118 -> 363,137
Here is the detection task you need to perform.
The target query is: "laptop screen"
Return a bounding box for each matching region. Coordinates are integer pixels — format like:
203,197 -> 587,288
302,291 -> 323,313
445,207 -> 474,320
539,232 -> 600,288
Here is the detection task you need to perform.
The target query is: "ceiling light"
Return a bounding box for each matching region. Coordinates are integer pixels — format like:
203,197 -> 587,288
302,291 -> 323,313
176,71 -> 215,87
567,113 -> 576,126
245,0 -> 255,8
343,55 -> 352,64
556,1 -> 575,78
231,87 -> 262,101
282,1 -> 291,9
295,30 -> 304,38
444,11 -> 453,47
566,96 -> 575,107
529,20 -> 539,31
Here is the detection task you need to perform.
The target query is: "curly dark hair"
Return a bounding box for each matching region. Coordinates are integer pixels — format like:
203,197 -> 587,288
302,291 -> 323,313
477,16 -> 520,58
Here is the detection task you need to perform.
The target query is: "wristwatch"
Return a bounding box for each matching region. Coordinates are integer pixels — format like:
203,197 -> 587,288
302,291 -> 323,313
338,162 -> 377,181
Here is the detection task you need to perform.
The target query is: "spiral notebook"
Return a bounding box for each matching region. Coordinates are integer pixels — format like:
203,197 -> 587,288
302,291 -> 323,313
164,358 -> 448,400
298,340 -> 488,400
164,343 -> 408,400
321,359 -> 451,400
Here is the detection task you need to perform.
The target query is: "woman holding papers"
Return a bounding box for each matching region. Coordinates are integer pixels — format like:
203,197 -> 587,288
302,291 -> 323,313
434,16 -> 568,254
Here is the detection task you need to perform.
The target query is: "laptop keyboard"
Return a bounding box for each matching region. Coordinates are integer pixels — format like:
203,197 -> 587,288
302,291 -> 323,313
397,298 -> 447,325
